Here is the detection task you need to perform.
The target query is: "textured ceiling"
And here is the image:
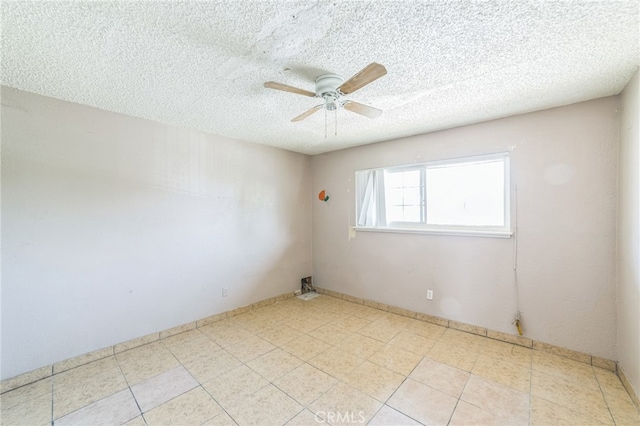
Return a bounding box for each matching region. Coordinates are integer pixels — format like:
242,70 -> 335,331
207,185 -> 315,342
2,1 -> 639,155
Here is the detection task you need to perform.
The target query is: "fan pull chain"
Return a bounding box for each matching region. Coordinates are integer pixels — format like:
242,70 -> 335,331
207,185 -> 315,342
334,107 -> 337,136
324,107 -> 328,139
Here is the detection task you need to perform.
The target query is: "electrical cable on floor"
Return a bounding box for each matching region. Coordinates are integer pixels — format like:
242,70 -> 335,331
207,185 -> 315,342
512,184 -> 523,335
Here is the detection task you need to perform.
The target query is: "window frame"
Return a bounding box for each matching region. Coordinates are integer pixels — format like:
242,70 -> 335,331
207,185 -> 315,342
383,165 -> 426,227
354,152 -> 512,238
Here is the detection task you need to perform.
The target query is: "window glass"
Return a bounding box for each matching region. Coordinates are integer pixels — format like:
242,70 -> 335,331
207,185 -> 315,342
384,169 -> 423,223
426,160 -> 505,226
355,153 -> 510,236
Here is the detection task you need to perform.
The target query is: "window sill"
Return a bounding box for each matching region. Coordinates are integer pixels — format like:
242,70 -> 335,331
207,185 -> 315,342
353,226 -> 513,238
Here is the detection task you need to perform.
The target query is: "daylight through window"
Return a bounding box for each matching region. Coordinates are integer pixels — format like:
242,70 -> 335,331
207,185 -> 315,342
355,153 -> 511,236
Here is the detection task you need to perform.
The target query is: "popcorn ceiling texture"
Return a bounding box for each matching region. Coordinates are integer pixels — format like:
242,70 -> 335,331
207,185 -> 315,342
2,1 -> 638,155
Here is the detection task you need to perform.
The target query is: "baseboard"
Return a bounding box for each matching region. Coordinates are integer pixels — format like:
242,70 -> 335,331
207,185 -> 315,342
323,288 -> 639,407
3,287 -> 628,403
314,287 -> 618,371
0,291 -> 296,394
618,365 -> 640,410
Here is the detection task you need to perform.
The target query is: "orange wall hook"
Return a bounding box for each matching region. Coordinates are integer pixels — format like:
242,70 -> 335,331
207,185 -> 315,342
318,190 -> 330,202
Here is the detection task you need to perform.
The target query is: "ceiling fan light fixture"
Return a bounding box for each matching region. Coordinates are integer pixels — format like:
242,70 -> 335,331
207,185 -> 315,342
323,93 -> 339,110
263,62 -> 387,126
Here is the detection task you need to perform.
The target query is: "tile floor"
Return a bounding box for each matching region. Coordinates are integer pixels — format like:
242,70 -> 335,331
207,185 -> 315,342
2,295 -> 639,425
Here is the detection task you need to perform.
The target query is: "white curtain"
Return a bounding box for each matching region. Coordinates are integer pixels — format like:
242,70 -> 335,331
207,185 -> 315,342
356,169 -> 386,227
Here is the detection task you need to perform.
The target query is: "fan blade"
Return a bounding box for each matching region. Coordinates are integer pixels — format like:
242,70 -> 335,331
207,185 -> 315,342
338,63 -> 387,95
292,105 -> 323,122
344,101 -> 382,119
264,81 -> 316,97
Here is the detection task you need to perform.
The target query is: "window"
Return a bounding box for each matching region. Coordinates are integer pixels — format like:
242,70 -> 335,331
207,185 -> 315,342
355,153 -> 511,237
384,168 -> 424,223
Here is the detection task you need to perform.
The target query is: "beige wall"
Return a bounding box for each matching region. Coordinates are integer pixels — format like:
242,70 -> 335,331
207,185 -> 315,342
2,83 -> 631,381
617,69 -> 639,397
1,87 -> 312,380
311,97 -> 619,359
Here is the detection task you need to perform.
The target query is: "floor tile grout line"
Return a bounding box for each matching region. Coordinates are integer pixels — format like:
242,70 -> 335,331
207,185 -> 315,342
446,397 -> 462,426
1,296 -> 611,395
50,367 -> 54,426
527,339 -> 533,425
10,297 -> 633,425
49,385 -> 138,425
125,331 -> 224,419
533,393 -> 612,423
382,375 -> 427,426
215,346 -> 305,415
310,305 -> 425,416
202,313 -> 383,424
284,406 -> 307,425
113,347 -> 144,422
293,301 -> 619,423
195,359 -> 262,426
592,364 -> 618,424
126,387 -> 147,425
383,375 -> 410,404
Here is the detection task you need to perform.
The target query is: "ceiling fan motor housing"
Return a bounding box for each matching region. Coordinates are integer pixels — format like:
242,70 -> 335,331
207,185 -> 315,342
263,63 -> 386,122
315,74 -> 344,96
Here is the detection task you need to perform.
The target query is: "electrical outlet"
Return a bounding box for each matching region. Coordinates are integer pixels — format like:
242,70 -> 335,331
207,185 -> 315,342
222,288 -> 228,297
427,290 -> 433,300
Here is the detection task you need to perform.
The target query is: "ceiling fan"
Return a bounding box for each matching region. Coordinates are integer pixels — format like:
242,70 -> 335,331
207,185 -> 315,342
264,63 -> 387,122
